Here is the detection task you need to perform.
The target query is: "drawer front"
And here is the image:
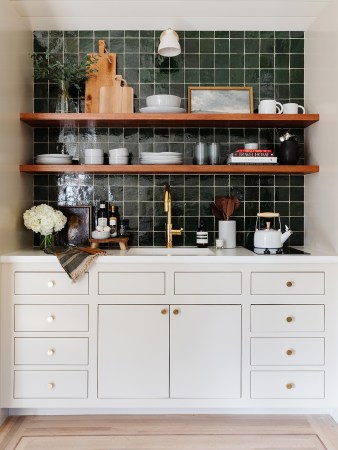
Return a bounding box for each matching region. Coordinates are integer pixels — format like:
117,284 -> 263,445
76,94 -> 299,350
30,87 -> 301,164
251,305 -> 324,332
174,272 -> 242,295
251,338 -> 325,366
251,371 -> 324,399
14,338 -> 89,365
251,272 -> 324,295
99,272 -> 165,295
14,305 -> 89,332
14,370 -> 88,398
14,272 -> 89,295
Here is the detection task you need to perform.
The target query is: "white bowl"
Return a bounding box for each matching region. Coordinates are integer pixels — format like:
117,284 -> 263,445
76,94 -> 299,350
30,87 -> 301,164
244,143 -> 259,150
146,95 -> 181,108
37,153 -> 72,159
109,148 -> 129,156
84,148 -> 104,157
92,230 -> 111,239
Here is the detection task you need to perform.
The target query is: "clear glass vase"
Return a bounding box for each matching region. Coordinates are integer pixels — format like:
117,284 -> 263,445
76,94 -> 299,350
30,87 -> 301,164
40,233 -> 54,249
55,81 -> 76,113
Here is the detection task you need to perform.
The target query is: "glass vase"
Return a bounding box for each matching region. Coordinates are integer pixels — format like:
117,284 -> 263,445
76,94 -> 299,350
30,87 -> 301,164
40,233 -> 54,249
55,81 -> 75,113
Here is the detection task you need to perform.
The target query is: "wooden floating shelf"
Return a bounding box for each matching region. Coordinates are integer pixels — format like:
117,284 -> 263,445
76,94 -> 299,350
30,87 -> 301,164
20,113 -> 320,129
19,164 -> 319,175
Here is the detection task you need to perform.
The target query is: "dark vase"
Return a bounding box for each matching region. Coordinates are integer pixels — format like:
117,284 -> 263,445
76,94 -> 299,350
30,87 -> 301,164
279,140 -> 299,165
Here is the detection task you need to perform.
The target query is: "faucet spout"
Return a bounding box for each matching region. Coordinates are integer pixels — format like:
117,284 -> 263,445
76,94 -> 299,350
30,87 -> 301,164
164,184 -> 183,248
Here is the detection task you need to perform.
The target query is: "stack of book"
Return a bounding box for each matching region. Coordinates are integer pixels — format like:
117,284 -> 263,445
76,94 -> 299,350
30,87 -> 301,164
227,149 -> 277,164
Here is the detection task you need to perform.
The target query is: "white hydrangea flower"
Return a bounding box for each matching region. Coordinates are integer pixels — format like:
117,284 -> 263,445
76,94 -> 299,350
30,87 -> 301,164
23,204 -> 67,236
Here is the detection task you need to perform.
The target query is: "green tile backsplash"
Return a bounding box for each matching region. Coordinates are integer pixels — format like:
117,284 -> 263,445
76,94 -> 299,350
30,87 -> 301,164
33,30 -> 305,247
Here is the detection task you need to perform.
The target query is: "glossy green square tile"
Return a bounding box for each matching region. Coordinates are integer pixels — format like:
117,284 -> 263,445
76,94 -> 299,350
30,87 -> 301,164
290,39 -> 304,53
140,38 -> 154,53
290,202 -> 304,216
64,38 -> 78,53
275,54 -> 289,68
185,53 -> 199,69
125,38 -> 139,53
245,69 -> 259,83
275,31 -> 289,39
125,53 -> 140,68
290,175 -> 304,186
290,83 -> 304,98
185,39 -> 199,53
230,39 -> 244,53
245,38 -> 259,53
290,187 -> 304,201
184,31 -> 199,38
140,68 -> 154,83
170,69 -> 184,83
290,69 -> 304,83
200,54 -> 215,68
109,37 -> 124,53
215,68 -> 229,84
215,54 -> 229,68
260,83 -> 274,98
79,39 -> 94,53
260,31 -> 274,39
140,54 -> 154,69
230,54 -> 244,68
275,69 -> 289,83
230,69 -> 244,84
200,69 -> 214,83
125,30 -> 139,38
290,54 -> 304,68
215,31 -> 229,38
200,39 -> 214,53
245,53 -> 259,68
200,31 -> 214,38
140,30 -> 154,38
124,68 -> 139,83
260,54 -> 274,68
245,201 -> 259,216
230,31 -> 244,38
290,217 -> 304,231
291,31 -> 304,38
34,83 -> 48,98
79,30 -> 93,38
94,30 -> 108,39
49,36 -> 64,53
155,68 -> 169,83
155,54 -> 170,69
260,38 -> 274,53
259,69 -> 274,84
215,39 -> 229,53
275,38 -> 289,53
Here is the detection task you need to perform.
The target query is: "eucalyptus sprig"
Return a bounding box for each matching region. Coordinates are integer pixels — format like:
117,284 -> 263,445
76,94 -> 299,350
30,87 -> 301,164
31,51 -> 99,91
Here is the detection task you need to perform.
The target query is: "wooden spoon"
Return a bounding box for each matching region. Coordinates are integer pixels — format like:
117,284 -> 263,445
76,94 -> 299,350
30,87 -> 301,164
226,198 -> 235,220
210,203 -> 223,220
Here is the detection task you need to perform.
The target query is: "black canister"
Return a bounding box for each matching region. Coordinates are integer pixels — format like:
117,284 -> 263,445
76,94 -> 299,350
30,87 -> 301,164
279,140 -> 299,165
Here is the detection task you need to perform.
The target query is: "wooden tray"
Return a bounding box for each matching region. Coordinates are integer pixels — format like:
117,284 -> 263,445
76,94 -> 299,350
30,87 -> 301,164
88,236 -> 129,250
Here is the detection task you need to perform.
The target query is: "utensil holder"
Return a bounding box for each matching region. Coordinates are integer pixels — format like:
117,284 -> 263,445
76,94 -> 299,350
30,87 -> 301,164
218,220 -> 236,248
279,140 -> 299,165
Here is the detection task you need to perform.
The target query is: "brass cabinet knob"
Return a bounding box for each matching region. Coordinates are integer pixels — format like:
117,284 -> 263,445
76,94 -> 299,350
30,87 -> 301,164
286,383 -> 294,390
47,348 -> 55,356
47,382 -> 55,390
161,308 -> 168,315
286,281 -> 293,287
286,349 -> 294,356
286,316 -> 294,323
173,308 -> 180,315
47,315 -> 55,323
47,281 -> 55,288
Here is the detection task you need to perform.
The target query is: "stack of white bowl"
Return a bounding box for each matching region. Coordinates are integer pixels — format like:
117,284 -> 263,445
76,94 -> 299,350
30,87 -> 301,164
140,95 -> 186,113
36,154 -> 72,165
84,148 -> 104,165
109,148 -> 129,165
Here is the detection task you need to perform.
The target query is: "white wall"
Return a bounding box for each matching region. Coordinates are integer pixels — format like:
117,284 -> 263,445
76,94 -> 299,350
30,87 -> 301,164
305,0 -> 338,252
0,0 -> 33,425
0,0 -> 32,254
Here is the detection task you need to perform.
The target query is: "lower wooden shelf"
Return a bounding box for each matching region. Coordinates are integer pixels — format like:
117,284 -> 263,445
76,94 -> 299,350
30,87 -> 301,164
19,164 -> 319,175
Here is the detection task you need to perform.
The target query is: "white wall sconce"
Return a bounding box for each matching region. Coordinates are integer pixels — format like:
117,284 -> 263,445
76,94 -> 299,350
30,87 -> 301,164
158,29 -> 181,57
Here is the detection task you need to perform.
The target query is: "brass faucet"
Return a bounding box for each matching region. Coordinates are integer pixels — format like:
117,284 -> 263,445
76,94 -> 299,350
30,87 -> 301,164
164,184 -> 183,248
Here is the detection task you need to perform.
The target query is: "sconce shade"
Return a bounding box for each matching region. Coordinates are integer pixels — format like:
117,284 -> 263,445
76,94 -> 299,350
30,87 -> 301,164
158,29 -> 181,57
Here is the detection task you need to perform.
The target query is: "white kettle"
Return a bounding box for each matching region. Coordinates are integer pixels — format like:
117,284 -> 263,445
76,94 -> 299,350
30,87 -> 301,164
254,212 -> 293,249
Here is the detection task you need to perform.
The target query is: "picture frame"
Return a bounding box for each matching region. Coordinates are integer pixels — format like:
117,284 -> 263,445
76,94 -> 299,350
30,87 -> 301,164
188,86 -> 253,114
59,206 -> 92,246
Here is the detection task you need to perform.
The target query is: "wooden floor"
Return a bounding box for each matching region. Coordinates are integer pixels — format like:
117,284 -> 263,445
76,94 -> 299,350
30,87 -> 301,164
0,414 -> 338,450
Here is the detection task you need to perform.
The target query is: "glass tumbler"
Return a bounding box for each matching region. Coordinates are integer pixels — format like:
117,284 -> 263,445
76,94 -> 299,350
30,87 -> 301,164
208,143 -> 221,165
193,143 -> 208,165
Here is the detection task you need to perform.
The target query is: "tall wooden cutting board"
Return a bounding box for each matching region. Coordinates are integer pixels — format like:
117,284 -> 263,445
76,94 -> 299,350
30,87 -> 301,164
85,40 -> 116,113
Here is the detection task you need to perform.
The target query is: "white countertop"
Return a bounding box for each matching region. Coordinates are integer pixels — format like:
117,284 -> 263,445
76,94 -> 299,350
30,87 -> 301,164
1,246 -> 338,264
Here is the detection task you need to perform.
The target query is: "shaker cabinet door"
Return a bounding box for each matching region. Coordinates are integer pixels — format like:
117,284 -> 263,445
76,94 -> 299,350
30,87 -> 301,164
170,305 -> 241,399
98,305 -> 169,399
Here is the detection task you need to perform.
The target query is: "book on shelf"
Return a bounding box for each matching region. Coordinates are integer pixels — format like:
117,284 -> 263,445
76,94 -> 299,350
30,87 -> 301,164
232,149 -> 273,158
227,155 -> 277,164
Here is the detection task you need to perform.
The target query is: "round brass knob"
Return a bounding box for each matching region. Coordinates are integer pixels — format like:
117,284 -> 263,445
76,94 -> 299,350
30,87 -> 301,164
286,383 -> 294,390
47,383 -> 55,390
286,316 -> 294,323
286,281 -> 293,287
47,315 -> 55,323
286,349 -> 294,356
161,308 -> 168,315
47,348 -> 55,356
47,281 -> 55,288
173,308 -> 180,315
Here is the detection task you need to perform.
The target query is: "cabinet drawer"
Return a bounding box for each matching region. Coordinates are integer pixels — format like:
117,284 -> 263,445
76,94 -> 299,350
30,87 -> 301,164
14,272 -> 89,295
251,338 -> 324,366
251,272 -> 324,295
99,272 -> 165,295
174,272 -> 241,295
14,338 -> 89,365
251,305 -> 324,332
14,370 -> 88,398
14,305 -> 89,332
251,371 -> 324,399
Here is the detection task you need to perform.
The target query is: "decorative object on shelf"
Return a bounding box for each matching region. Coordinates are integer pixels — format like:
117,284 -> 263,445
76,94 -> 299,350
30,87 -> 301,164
282,103 -> 305,114
140,94 -> 186,113
59,206 -> 92,246
158,29 -> 181,57
99,75 -> 134,113
31,50 -> 99,113
35,153 -> 73,165
276,129 -> 299,164
228,148 -> 277,164
85,40 -> 116,113
258,99 -> 283,114
211,196 -> 240,249
188,86 -> 253,113
23,204 -> 67,249
254,212 -> 293,253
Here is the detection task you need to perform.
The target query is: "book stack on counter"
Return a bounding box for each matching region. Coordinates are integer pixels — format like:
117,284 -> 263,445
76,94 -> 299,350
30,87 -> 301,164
227,149 -> 277,164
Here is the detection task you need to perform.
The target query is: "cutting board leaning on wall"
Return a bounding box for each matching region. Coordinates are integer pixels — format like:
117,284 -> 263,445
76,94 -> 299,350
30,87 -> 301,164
99,75 -> 134,113
85,40 -> 116,113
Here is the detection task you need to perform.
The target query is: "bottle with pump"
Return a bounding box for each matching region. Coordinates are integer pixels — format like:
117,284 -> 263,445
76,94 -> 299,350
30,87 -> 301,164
97,201 -> 108,228
196,222 -> 208,248
109,205 -> 120,237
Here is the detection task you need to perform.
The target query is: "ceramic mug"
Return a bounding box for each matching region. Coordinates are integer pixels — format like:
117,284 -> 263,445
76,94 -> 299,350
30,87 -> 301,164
283,103 -> 305,114
259,100 -> 283,114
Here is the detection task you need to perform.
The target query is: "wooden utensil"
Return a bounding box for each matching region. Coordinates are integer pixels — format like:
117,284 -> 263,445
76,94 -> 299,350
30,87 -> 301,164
99,75 -> 134,113
210,203 -> 223,220
85,40 -> 116,113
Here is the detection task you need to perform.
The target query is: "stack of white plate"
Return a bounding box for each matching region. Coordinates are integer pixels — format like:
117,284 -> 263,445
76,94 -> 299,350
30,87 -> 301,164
36,154 -> 73,165
84,148 -> 104,165
140,152 -> 183,165
109,148 -> 129,165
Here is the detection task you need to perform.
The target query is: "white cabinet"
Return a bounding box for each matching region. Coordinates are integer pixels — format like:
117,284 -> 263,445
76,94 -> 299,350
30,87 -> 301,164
98,305 -> 169,399
170,305 -> 241,398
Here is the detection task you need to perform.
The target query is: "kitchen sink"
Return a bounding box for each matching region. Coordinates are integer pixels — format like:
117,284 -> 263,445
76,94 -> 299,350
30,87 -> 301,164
127,247 -> 215,256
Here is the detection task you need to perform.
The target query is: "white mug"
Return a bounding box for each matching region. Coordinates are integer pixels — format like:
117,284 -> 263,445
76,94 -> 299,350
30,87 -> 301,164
283,103 -> 305,114
259,100 -> 283,114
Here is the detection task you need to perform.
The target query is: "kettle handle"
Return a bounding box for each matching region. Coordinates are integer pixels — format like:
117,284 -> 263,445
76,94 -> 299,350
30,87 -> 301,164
257,212 -> 280,218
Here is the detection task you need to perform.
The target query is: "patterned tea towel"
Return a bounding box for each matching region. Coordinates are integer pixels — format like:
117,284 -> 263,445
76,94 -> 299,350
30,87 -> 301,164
44,245 -> 106,281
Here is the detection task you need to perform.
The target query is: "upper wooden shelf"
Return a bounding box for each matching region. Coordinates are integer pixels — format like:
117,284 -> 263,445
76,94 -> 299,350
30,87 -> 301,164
19,164 -> 319,175
20,113 -> 320,129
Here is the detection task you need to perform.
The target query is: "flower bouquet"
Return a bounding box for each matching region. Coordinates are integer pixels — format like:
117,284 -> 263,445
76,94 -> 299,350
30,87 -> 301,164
23,204 -> 67,248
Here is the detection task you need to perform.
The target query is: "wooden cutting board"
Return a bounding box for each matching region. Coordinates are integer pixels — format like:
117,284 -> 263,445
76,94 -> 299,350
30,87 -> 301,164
85,40 -> 116,113
99,75 -> 134,113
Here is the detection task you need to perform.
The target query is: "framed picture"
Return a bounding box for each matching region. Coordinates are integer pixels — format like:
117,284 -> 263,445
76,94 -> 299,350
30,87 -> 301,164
188,86 -> 253,114
59,206 -> 92,246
